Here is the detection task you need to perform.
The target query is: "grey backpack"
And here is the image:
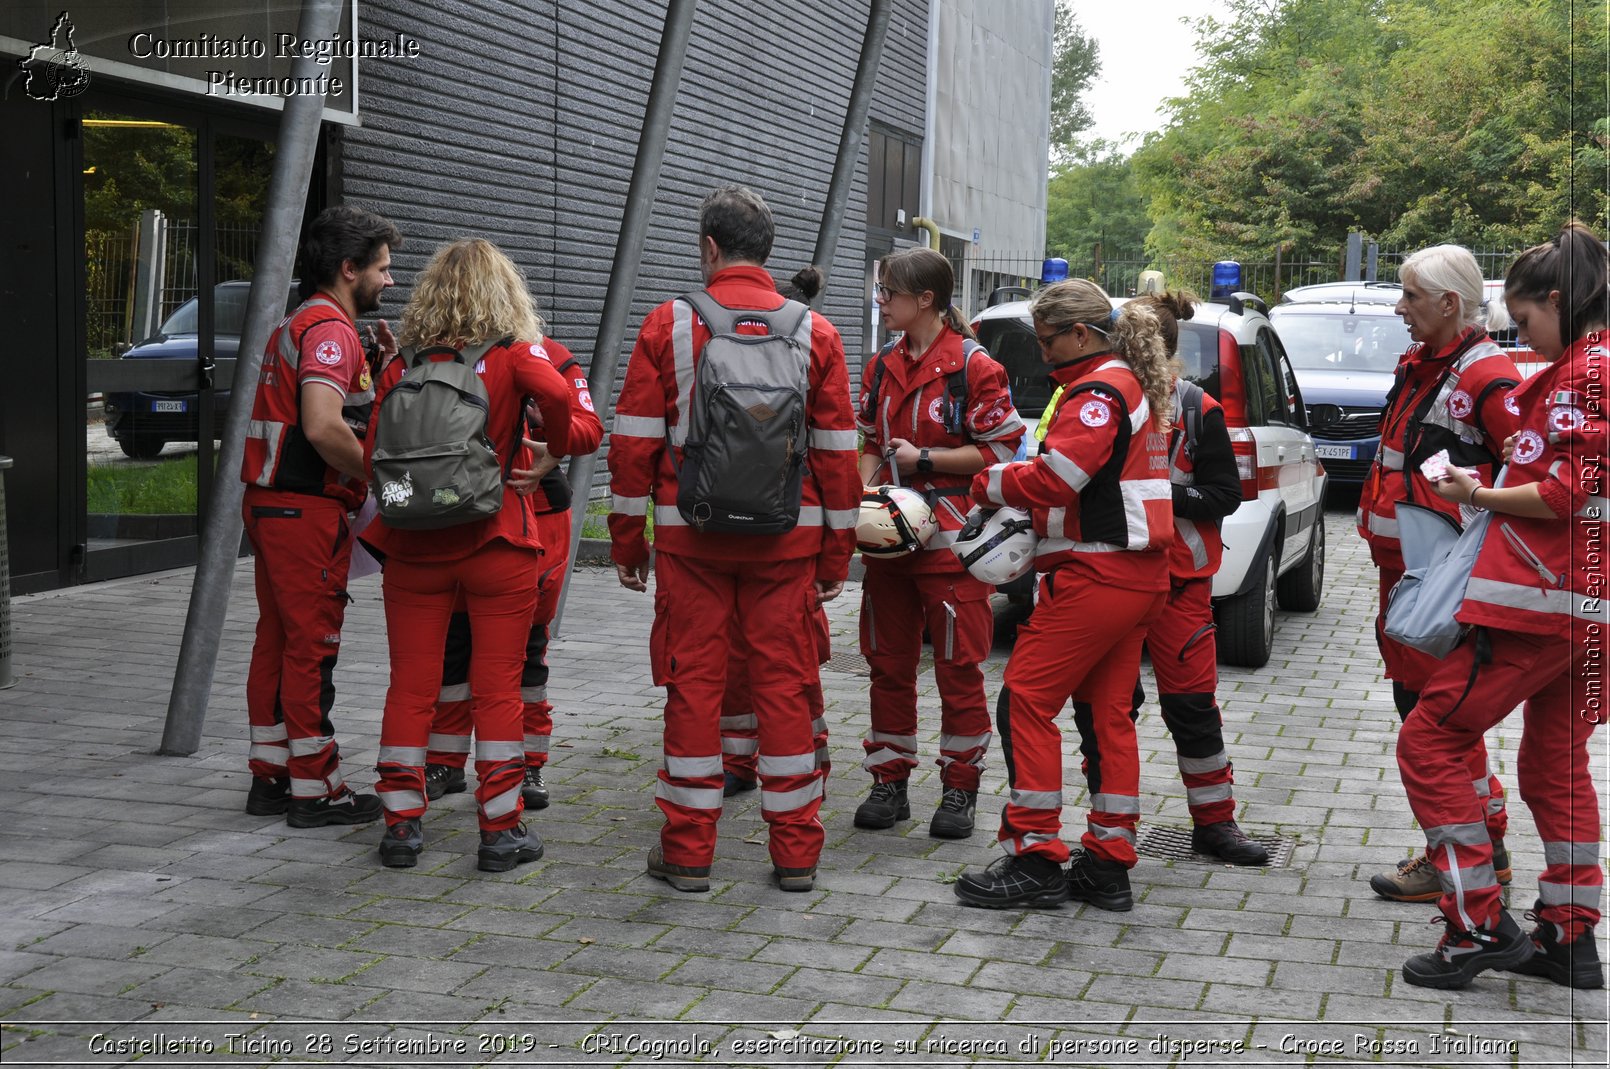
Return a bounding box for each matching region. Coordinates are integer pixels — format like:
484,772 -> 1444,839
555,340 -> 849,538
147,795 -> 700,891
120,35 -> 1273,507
1384,500 -> 1494,657
672,291 -> 812,534
370,340 -> 511,529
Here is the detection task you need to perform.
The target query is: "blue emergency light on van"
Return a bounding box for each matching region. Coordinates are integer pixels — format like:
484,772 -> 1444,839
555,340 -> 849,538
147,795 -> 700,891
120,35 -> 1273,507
1211,260 -> 1242,299
1041,257 -> 1069,284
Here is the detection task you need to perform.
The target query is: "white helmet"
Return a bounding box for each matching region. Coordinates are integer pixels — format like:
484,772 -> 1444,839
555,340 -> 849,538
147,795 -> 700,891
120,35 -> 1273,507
857,485 -> 937,557
950,506 -> 1038,584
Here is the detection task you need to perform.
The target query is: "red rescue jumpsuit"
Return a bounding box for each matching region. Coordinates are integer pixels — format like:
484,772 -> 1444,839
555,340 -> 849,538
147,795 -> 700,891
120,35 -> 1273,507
608,266 -> 860,871
363,340 -> 574,832
855,327 -> 1025,790
722,607 -> 833,785
1358,328 -> 1520,841
1072,382 -> 1244,826
1399,333 -> 1605,940
973,357 -> 1172,866
425,340 -> 605,776
240,294 -> 373,800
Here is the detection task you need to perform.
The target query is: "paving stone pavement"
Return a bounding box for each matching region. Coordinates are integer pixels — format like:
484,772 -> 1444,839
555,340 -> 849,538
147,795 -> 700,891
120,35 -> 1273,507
0,503 -> 1605,1068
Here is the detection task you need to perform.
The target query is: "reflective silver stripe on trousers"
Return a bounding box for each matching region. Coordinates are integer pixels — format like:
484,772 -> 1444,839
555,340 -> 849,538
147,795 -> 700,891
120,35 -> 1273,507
1543,842 -> 1601,867
378,788 -> 425,812
1004,831 -> 1062,855
481,785 -> 522,820
655,780 -> 723,809
521,686 -> 546,703
1089,822 -> 1137,844
1178,752 -> 1227,774
1538,880 -> 1603,908
291,771 -> 344,795
668,300 -> 697,447
758,753 -> 817,776
523,735 -> 550,754
1438,863 -> 1499,892
762,779 -> 825,812
247,419 -> 284,487
1091,793 -> 1142,815
722,737 -> 759,755
1187,783 -> 1234,806
664,754 -> 724,778
250,725 -> 288,743
720,714 -> 758,730
288,734 -> 335,757
1465,576 -> 1603,621
939,732 -> 992,753
613,414 -> 667,438
1009,789 -> 1062,810
612,494 -> 650,517
438,683 -> 471,702
427,732 -> 471,753
1425,821 -> 1490,849
248,745 -> 287,764
809,428 -> 859,450
475,740 -> 525,762
863,747 -> 913,768
379,746 -> 427,766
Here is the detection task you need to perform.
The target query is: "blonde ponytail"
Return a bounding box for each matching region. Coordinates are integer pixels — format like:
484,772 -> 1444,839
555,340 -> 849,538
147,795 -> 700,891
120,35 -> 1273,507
944,305 -> 977,340
1113,302 -> 1175,433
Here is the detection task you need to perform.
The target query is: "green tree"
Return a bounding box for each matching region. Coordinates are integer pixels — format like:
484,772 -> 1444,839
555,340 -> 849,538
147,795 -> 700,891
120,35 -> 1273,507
1049,0 -> 1101,165
1044,141 -> 1151,264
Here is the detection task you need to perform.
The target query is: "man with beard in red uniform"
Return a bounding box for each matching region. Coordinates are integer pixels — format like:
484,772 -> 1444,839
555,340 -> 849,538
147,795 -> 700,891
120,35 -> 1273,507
609,185 -> 860,893
240,205 -> 401,826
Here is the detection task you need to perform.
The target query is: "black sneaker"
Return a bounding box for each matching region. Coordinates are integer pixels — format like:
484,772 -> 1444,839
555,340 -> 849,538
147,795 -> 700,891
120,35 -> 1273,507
1065,848 -> 1134,912
1402,909 -> 1535,989
286,789 -> 384,828
477,824 -> 544,873
378,819 -> 423,868
853,780 -> 909,829
723,771 -> 757,798
1509,906 -> 1604,989
953,854 -> 1069,909
1191,821 -> 1269,866
929,787 -> 976,839
424,763 -> 467,801
521,766 -> 550,810
245,776 -> 291,816
646,844 -> 711,892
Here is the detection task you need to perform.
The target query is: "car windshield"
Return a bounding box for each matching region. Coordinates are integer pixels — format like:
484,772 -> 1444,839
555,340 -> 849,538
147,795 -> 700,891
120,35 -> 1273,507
1270,310 -> 1410,374
157,285 -> 254,337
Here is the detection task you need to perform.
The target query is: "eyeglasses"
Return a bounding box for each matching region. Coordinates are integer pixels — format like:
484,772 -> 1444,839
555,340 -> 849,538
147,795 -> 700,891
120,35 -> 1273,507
1035,323 -> 1075,348
874,284 -> 905,301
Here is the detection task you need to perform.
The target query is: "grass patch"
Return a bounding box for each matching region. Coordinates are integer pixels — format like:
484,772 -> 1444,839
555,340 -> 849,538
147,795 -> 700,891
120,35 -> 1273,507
86,456 -> 200,515
580,497 -> 652,541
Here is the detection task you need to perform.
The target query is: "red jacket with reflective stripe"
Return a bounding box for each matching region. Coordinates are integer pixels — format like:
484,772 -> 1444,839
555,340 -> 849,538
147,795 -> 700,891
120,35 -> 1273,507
856,325 -> 1025,573
241,294 -> 374,510
971,356 -> 1172,590
523,339 -> 605,516
1357,329 -> 1521,572
361,338 -> 575,563
1457,334 -> 1607,639
606,265 -> 860,580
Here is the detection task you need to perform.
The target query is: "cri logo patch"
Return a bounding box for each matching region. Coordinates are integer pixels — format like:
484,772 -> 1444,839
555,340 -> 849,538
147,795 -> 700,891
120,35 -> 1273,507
1511,429 -> 1545,465
1447,389 -> 1473,420
1079,400 -> 1112,428
314,340 -> 343,366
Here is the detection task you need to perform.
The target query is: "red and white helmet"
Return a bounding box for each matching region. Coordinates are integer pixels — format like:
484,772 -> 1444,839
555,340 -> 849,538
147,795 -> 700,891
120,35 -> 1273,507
856,485 -> 937,557
950,505 -> 1037,584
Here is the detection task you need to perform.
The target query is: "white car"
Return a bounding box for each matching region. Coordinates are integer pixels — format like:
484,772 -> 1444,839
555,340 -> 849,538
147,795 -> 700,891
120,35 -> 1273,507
972,293 -> 1328,667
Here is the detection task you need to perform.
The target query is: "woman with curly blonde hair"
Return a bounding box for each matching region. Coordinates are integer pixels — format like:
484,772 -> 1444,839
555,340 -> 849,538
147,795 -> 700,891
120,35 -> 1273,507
953,277 -> 1176,911
362,238 -> 576,873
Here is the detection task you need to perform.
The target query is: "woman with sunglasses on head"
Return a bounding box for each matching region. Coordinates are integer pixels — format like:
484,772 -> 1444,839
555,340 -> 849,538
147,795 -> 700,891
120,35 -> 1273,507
1394,222 -> 1607,991
853,247 -> 1025,839
952,278 -> 1174,910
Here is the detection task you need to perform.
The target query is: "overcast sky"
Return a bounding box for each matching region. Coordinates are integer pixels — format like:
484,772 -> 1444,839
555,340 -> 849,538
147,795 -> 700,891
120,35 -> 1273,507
1074,0 -> 1209,146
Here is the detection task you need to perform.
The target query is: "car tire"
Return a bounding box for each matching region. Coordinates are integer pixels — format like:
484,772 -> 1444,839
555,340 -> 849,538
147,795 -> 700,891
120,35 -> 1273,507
1217,550 -> 1276,668
1276,515 -> 1325,612
119,434 -> 166,459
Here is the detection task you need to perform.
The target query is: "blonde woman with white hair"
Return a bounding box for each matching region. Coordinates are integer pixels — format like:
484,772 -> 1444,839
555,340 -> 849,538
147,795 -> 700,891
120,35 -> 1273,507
1357,243 -> 1523,903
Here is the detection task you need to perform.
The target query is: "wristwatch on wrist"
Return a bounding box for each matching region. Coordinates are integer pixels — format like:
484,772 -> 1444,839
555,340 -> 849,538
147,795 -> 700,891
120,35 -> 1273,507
917,448 -> 934,474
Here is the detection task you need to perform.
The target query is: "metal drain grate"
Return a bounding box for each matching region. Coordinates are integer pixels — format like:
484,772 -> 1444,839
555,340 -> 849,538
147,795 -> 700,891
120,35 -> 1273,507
1136,824 -> 1295,868
823,650 -> 871,677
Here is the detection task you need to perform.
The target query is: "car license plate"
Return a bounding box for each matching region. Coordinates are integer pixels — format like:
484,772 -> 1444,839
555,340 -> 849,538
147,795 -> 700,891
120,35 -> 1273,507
1315,444 -> 1353,460
152,400 -> 187,413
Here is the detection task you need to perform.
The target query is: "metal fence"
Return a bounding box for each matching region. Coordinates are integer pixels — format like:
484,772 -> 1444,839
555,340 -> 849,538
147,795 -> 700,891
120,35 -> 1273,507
85,221 -> 260,357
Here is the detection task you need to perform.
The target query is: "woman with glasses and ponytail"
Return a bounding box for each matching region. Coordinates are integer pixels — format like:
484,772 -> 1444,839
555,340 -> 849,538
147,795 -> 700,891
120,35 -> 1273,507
952,278 -> 1174,911
853,247 -> 1025,839
1394,222 -> 1607,992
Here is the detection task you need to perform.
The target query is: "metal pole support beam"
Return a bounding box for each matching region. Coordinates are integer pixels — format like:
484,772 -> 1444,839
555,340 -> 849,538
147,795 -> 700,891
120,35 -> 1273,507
552,0 -> 699,637
161,0 -> 347,756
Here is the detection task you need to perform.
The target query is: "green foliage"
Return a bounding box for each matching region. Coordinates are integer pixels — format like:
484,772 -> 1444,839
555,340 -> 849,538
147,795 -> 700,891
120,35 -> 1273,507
1049,1 -> 1101,165
1127,0 -> 1608,261
1045,142 -> 1151,262
85,456 -> 198,516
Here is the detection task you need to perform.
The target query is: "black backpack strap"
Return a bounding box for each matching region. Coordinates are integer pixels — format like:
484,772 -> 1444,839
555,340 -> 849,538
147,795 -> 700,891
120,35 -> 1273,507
943,340 -> 980,435
680,289 -> 809,340
1172,379 -> 1205,463
860,340 -> 899,428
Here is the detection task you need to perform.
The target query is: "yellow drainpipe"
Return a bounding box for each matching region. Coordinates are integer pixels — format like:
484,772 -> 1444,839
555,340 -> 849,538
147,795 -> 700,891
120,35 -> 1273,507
910,216 -> 941,250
